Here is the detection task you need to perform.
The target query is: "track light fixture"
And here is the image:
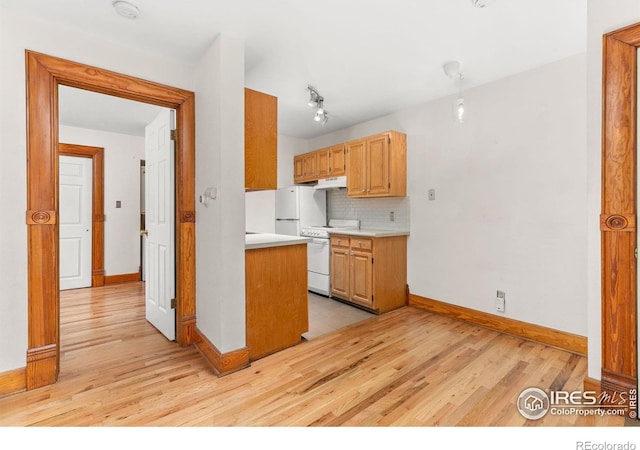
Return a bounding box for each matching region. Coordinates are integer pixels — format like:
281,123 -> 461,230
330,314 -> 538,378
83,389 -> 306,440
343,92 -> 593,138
307,85 -> 328,125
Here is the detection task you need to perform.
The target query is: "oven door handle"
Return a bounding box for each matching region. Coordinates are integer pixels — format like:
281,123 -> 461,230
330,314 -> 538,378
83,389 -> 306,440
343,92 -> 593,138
309,238 -> 329,245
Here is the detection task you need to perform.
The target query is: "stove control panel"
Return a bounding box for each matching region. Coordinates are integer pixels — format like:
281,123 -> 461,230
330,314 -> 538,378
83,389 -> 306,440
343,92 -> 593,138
301,228 -> 327,238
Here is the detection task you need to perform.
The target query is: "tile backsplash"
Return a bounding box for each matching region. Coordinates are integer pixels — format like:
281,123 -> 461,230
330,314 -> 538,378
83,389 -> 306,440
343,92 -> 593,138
327,189 -> 410,231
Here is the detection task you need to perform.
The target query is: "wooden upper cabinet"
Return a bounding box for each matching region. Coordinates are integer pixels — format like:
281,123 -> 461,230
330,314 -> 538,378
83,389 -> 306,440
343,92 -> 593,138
245,88 -> 277,191
346,139 -> 367,196
292,131 -> 405,195
293,152 -> 318,184
346,131 -> 406,198
330,145 -> 346,177
317,144 -> 346,179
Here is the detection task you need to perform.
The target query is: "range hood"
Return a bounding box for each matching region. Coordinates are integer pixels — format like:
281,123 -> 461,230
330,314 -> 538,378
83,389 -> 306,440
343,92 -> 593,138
314,176 -> 347,190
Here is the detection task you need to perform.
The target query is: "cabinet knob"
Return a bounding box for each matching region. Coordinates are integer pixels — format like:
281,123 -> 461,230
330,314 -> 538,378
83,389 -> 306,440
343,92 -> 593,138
357,240 -> 362,246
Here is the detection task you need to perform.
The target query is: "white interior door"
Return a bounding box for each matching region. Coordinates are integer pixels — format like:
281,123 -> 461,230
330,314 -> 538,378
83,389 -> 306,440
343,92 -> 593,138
144,109 -> 176,340
59,155 -> 92,290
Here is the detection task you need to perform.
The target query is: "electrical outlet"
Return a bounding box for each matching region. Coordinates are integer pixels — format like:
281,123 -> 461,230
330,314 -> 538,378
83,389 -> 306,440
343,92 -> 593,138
428,189 -> 435,200
390,211 -> 395,221
496,290 -> 505,312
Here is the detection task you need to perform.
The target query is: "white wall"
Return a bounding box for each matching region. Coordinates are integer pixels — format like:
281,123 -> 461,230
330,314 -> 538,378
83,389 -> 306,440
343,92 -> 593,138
0,7 -> 196,373
308,54 -> 588,336
244,133 -> 308,232
245,191 -> 276,233
278,134 -> 308,188
586,0 -> 640,380
195,34 -> 246,353
59,125 -> 145,276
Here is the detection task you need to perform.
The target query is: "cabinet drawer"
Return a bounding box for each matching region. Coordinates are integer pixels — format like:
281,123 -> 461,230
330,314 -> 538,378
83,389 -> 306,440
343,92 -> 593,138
350,238 -> 373,251
331,236 -> 350,249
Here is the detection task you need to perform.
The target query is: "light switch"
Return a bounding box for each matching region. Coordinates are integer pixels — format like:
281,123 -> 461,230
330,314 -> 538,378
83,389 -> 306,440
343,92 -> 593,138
428,189 -> 435,200
116,200 -> 122,208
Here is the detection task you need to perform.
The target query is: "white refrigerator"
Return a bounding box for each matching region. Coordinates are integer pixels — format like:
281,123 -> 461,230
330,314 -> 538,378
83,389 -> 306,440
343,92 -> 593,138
275,186 -> 326,236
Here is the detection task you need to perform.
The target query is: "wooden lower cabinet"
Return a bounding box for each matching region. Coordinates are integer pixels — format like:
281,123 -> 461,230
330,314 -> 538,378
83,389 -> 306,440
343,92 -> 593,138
330,234 -> 407,314
245,243 -> 309,361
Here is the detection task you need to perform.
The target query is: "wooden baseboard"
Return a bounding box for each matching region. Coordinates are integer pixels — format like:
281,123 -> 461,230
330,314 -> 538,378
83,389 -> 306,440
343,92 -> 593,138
0,367 -> 26,398
104,271 -> 141,285
194,328 -> 250,377
584,376 -> 602,396
408,294 -> 587,356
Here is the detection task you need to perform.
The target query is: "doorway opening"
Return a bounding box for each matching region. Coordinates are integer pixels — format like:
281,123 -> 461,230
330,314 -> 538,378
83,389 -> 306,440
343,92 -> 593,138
58,87 -> 177,341
25,50 -> 196,390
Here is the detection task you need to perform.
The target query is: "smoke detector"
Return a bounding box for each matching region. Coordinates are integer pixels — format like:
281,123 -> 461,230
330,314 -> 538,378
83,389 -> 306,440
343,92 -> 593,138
472,0 -> 495,8
113,1 -> 140,20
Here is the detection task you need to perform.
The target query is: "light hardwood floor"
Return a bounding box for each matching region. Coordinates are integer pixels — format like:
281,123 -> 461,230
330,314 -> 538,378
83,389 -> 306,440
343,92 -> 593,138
0,282 -> 624,427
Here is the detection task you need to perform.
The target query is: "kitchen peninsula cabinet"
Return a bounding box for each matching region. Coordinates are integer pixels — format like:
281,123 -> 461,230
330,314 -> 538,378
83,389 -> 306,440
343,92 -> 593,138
346,131 -> 406,198
330,233 -> 407,314
245,88 -> 277,191
245,236 -> 310,361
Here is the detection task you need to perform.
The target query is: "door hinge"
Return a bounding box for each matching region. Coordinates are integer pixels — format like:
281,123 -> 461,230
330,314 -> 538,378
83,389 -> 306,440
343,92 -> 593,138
170,129 -> 177,141
171,298 -> 177,309
636,248 -> 638,259
372,257 -> 374,264
372,295 -> 374,302
388,182 -> 391,189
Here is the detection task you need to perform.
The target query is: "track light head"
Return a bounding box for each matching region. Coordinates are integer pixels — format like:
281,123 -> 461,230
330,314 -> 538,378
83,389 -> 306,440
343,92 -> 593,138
306,85 -> 328,124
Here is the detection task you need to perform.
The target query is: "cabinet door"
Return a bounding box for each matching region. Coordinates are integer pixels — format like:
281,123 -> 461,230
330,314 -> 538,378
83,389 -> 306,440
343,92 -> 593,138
350,250 -> 373,307
303,152 -> 318,181
316,149 -> 330,179
245,88 -> 277,190
346,139 -> 367,196
329,145 -> 345,176
331,247 -> 350,300
367,134 -> 390,196
293,155 -> 305,183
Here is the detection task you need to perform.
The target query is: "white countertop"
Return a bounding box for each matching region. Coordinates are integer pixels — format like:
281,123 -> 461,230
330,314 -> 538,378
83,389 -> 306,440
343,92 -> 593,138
326,228 -> 410,238
245,233 -> 313,250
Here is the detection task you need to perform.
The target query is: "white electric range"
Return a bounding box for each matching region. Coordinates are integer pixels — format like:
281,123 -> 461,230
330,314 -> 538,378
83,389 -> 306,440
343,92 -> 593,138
300,219 -> 360,296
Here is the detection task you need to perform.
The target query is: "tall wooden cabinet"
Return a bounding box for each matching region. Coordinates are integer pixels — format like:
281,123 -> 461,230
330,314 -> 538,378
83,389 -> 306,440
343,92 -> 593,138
330,234 -> 407,314
245,88 -> 277,191
346,131 -> 406,198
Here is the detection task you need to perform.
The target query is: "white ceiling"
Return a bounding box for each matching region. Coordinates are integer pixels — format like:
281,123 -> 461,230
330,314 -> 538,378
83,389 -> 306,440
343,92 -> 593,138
2,0 -> 586,138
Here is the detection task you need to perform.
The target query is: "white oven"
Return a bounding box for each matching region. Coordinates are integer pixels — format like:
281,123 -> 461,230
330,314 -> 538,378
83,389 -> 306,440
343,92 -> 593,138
306,238 -> 330,296
301,219 -> 360,297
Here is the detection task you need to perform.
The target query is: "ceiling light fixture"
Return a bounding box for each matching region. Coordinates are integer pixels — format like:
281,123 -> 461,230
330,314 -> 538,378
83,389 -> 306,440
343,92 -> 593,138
471,0 -> 495,8
443,61 -> 465,124
113,1 -> 140,20
307,85 -> 328,125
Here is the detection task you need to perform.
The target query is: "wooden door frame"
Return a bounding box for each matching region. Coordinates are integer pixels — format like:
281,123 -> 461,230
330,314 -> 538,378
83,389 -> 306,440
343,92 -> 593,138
58,143 -> 105,287
600,23 -> 640,397
25,50 -> 196,390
